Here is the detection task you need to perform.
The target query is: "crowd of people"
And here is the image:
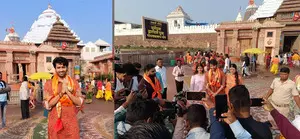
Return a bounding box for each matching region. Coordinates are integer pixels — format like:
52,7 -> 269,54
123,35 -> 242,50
113,50 -> 300,139
267,52 -> 300,75
78,77 -> 113,104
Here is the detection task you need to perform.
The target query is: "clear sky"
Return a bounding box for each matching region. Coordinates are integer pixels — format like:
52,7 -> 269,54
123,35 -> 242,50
115,0 -> 264,24
0,0 -> 112,44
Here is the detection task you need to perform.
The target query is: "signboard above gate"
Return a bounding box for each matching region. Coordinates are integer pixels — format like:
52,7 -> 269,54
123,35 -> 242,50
142,17 -> 168,40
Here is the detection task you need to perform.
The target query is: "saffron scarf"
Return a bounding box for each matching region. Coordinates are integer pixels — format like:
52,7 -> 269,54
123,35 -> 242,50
52,74 -> 75,133
143,74 -> 162,99
208,68 -> 221,88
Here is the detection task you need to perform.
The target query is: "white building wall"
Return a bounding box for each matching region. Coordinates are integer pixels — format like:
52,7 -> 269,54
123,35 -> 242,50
114,24 -> 218,36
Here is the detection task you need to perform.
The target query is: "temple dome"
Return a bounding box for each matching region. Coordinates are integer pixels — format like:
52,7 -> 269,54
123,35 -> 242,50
244,0 -> 258,21
4,27 -> 20,42
22,4 -> 80,44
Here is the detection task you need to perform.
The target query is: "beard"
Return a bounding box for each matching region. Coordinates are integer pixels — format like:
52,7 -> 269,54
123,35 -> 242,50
149,74 -> 156,77
57,71 -> 67,78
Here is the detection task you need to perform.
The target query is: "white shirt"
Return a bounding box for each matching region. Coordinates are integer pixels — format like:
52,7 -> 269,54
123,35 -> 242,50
186,127 -> 210,139
115,78 -> 125,92
224,58 -> 230,69
19,81 -> 30,100
190,74 -> 206,92
0,81 -> 7,102
131,76 -> 139,91
155,66 -> 167,88
172,66 -> 185,82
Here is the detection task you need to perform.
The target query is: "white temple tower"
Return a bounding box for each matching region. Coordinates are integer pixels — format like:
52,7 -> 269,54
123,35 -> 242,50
166,6 -> 193,29
4,26 -> 20,42
22,4 -> 81,44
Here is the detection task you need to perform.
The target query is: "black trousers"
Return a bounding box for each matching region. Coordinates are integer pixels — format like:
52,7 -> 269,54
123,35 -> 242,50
21,99 -> 30,119
175,80 -> 184,93
162,88 -> 167,99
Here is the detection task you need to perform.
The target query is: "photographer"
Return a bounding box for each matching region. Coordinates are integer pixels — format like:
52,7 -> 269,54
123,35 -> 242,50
119,122 -> 172,139
173,95 -> 252,139
114,92 -> 160,138
114,64 -> 126,108
223,85 -> 272,139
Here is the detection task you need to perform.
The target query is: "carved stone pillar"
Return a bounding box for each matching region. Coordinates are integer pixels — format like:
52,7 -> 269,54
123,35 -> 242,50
29,50 -> 37,75
232,29 -> 239,56
252,30 -> 258,48
217,30 -> 225,54
5,51 -> 13,83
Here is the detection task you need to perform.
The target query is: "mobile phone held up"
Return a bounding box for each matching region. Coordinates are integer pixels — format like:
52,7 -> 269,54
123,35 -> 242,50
215,94 -> 228,119
251,98 -> 263,107
186,92 -> 206,100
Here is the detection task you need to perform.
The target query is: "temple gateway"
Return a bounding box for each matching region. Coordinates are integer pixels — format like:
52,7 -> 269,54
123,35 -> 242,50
0,4 -> 83,84
216,0 -> 300,64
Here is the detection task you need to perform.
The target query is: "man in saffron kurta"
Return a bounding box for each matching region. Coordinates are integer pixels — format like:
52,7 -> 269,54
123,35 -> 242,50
44,57 -> 84,139
205,59 -> 225,102
138,64 -> 162,99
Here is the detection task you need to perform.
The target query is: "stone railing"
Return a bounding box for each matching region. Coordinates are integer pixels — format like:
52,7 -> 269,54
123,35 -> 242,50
8,90 -> 20,105
114,24 -> 219,36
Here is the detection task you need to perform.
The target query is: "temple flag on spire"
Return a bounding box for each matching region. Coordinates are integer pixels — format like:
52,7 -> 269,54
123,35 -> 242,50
249,0 -> 255,5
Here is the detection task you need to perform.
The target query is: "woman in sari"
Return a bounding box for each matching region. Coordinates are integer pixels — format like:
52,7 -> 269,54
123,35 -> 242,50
270,55 -> 280,75
85,81 -> 93,104
105,78 -> 113,101
265,53 -> 271,70
96,80 -> 104,99
225,64 -> 243,96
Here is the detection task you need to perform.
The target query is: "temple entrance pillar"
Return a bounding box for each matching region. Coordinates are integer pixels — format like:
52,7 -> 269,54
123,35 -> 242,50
6,51 -> 13,83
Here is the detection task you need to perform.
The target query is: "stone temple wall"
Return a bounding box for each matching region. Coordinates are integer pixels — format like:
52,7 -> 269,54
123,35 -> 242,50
114,33 -> 218,50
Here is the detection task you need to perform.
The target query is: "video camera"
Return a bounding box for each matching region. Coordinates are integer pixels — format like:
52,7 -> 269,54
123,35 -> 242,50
158,91 -> 187,120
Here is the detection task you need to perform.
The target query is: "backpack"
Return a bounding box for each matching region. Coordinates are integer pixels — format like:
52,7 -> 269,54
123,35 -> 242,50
0,80 -> 9,101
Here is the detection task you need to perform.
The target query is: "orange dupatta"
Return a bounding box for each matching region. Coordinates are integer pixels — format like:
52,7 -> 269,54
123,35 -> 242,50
143,74 -> 162,99
52,74 -> 75,133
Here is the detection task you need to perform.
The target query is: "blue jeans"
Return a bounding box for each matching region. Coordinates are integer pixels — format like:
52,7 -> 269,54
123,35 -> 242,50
0,101 -> 7,128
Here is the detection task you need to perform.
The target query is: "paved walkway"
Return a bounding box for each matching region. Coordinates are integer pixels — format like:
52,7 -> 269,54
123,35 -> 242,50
0,97 -> 114,139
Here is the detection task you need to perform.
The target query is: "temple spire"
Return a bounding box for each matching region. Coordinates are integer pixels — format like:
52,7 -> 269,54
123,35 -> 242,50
48,3 -> 52,9
235,7 -> 243,22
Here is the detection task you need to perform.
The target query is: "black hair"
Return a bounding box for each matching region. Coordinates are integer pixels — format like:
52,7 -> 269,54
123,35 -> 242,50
133,62 -> 142,69
23,76 -> 28,82
123,63 -> 137,76
187,104 -> 208,130
126,99 -> 160,124
229,85 -> 251,112
156,58 -> 163,62
176,59 -> 182,63
194,64 -> 205,74
225,54 -> 229,58
52,57 -> 69,68
230,64 -> 239,85
119,122 -> 172,139
280,67 -> 290,74
209,59 -> 218,66
143,64 -> 156,73
115,64 -> 125,73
